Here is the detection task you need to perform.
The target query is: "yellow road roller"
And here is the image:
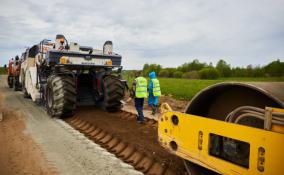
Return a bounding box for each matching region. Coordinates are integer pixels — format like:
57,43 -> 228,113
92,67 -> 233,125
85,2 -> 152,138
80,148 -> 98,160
158,82 -> 284,175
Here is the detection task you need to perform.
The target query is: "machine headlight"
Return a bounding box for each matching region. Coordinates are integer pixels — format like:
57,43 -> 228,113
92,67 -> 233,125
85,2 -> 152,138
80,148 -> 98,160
105,60 -> 112,66
60,56 -> 68,64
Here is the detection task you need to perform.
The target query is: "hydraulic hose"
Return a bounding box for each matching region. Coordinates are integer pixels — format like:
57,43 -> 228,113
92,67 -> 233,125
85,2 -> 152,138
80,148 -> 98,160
225,106 -> 284,129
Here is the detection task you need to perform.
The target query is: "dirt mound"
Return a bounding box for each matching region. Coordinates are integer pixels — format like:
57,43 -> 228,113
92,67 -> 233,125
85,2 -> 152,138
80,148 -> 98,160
124,92 -> 188,112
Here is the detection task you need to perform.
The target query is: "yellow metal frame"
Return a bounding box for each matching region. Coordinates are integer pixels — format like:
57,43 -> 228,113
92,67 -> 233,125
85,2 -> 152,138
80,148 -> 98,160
158,105 -> 284,175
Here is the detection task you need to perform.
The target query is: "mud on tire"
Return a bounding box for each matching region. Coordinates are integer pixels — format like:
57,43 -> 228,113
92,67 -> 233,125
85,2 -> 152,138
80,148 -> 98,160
103,75 -> 124,112
46,75 -> 76,118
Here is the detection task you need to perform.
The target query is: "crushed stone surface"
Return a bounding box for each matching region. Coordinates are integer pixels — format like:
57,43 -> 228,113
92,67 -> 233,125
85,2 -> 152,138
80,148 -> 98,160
1,75 -> 142,175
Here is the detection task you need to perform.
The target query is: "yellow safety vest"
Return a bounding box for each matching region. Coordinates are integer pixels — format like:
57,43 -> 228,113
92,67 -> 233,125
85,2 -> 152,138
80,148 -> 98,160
151,78 -> 161,96
135,77 -> 148,98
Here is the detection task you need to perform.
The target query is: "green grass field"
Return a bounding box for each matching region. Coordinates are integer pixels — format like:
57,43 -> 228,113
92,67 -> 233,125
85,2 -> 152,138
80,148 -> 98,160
0,67 -> 7,74
125,76 -> 284,100
160,77 -> 284,100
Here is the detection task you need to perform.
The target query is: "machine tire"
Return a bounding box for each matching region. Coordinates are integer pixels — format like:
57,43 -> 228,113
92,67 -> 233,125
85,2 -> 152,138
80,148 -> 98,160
21,78 -> 30,98
7,76 -> 13,88
23,87 -> 30,98
102,75 -> 124,112
46,75 -> 76,118
14,76 -> 20,91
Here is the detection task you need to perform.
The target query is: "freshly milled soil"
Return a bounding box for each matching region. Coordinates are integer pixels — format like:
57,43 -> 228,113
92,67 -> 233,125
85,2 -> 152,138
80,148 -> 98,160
74,107 -> 187,174
124,92 -> 189,112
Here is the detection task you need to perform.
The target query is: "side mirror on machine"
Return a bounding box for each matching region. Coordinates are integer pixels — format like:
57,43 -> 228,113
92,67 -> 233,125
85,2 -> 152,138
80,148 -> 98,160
65,45 -> 70,50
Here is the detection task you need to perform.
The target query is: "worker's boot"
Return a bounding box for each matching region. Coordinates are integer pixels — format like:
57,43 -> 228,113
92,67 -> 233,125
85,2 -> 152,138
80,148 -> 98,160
151,106 -> 156,115
154,106 -> 158,115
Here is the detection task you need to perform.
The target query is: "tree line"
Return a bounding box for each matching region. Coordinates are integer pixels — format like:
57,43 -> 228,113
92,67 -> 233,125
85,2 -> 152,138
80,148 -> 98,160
141,59 -> 284,79
0,67 -> 7,74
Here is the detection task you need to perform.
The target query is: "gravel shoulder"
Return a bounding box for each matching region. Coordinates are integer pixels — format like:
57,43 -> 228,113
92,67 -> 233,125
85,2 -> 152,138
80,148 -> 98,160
0,75 -> 141,175
0,95 -> 57,175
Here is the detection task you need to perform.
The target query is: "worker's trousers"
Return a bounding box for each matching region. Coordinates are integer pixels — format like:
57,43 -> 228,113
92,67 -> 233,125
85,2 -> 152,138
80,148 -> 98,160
134,98 -> 144,122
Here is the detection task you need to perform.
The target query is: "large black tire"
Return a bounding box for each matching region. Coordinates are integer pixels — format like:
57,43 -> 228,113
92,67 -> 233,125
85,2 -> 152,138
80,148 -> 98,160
46,75 -> 76,118
7,76 -> 13,88
23,87 -> 30,98
102,75 -> 124,112
21,79 -> 30,98
14,76 -> 21,91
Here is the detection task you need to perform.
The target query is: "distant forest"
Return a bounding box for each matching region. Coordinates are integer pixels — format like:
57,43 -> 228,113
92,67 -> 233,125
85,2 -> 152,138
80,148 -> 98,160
1,59 -> 283,79
0,67 -> 7,74
129,59 -> 284,79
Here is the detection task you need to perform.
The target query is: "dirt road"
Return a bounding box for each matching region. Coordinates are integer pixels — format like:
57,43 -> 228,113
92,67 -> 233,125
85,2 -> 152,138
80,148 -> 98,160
0,98 -> 57,175
0,75 -> 142,175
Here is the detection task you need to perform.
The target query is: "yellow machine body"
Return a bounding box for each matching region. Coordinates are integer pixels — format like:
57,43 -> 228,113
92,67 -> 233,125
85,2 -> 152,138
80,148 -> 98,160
158,105 -> 284,175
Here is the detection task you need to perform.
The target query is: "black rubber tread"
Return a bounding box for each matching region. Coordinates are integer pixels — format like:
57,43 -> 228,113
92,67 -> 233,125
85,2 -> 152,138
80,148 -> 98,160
21,71 -> 30,98
7,76 -> 13,88
22,78 -> 30,98
14,76 -> 20,91
23,88 -> 30,98
103,75 -> 125,112
46,75 -> 77,118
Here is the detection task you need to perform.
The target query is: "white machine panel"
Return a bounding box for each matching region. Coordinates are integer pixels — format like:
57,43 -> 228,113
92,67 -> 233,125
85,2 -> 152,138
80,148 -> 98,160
66,57 -> 111,66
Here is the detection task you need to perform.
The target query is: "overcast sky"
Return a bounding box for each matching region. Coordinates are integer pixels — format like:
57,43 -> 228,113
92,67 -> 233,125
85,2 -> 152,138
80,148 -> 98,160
0,0 -> 283,69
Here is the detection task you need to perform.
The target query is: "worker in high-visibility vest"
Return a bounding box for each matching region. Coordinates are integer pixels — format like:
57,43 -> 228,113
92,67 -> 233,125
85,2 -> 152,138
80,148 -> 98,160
132,71 -> 148,124
148,71 -> 161,115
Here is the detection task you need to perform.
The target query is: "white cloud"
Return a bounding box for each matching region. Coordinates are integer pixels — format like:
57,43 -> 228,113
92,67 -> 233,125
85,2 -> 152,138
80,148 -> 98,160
0,0 -> 283,69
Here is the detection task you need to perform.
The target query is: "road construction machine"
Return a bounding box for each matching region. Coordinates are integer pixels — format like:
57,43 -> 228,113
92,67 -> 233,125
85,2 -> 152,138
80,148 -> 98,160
20,34 -> 125,118
159,82 -> 284,175
7,56 -> 22,91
